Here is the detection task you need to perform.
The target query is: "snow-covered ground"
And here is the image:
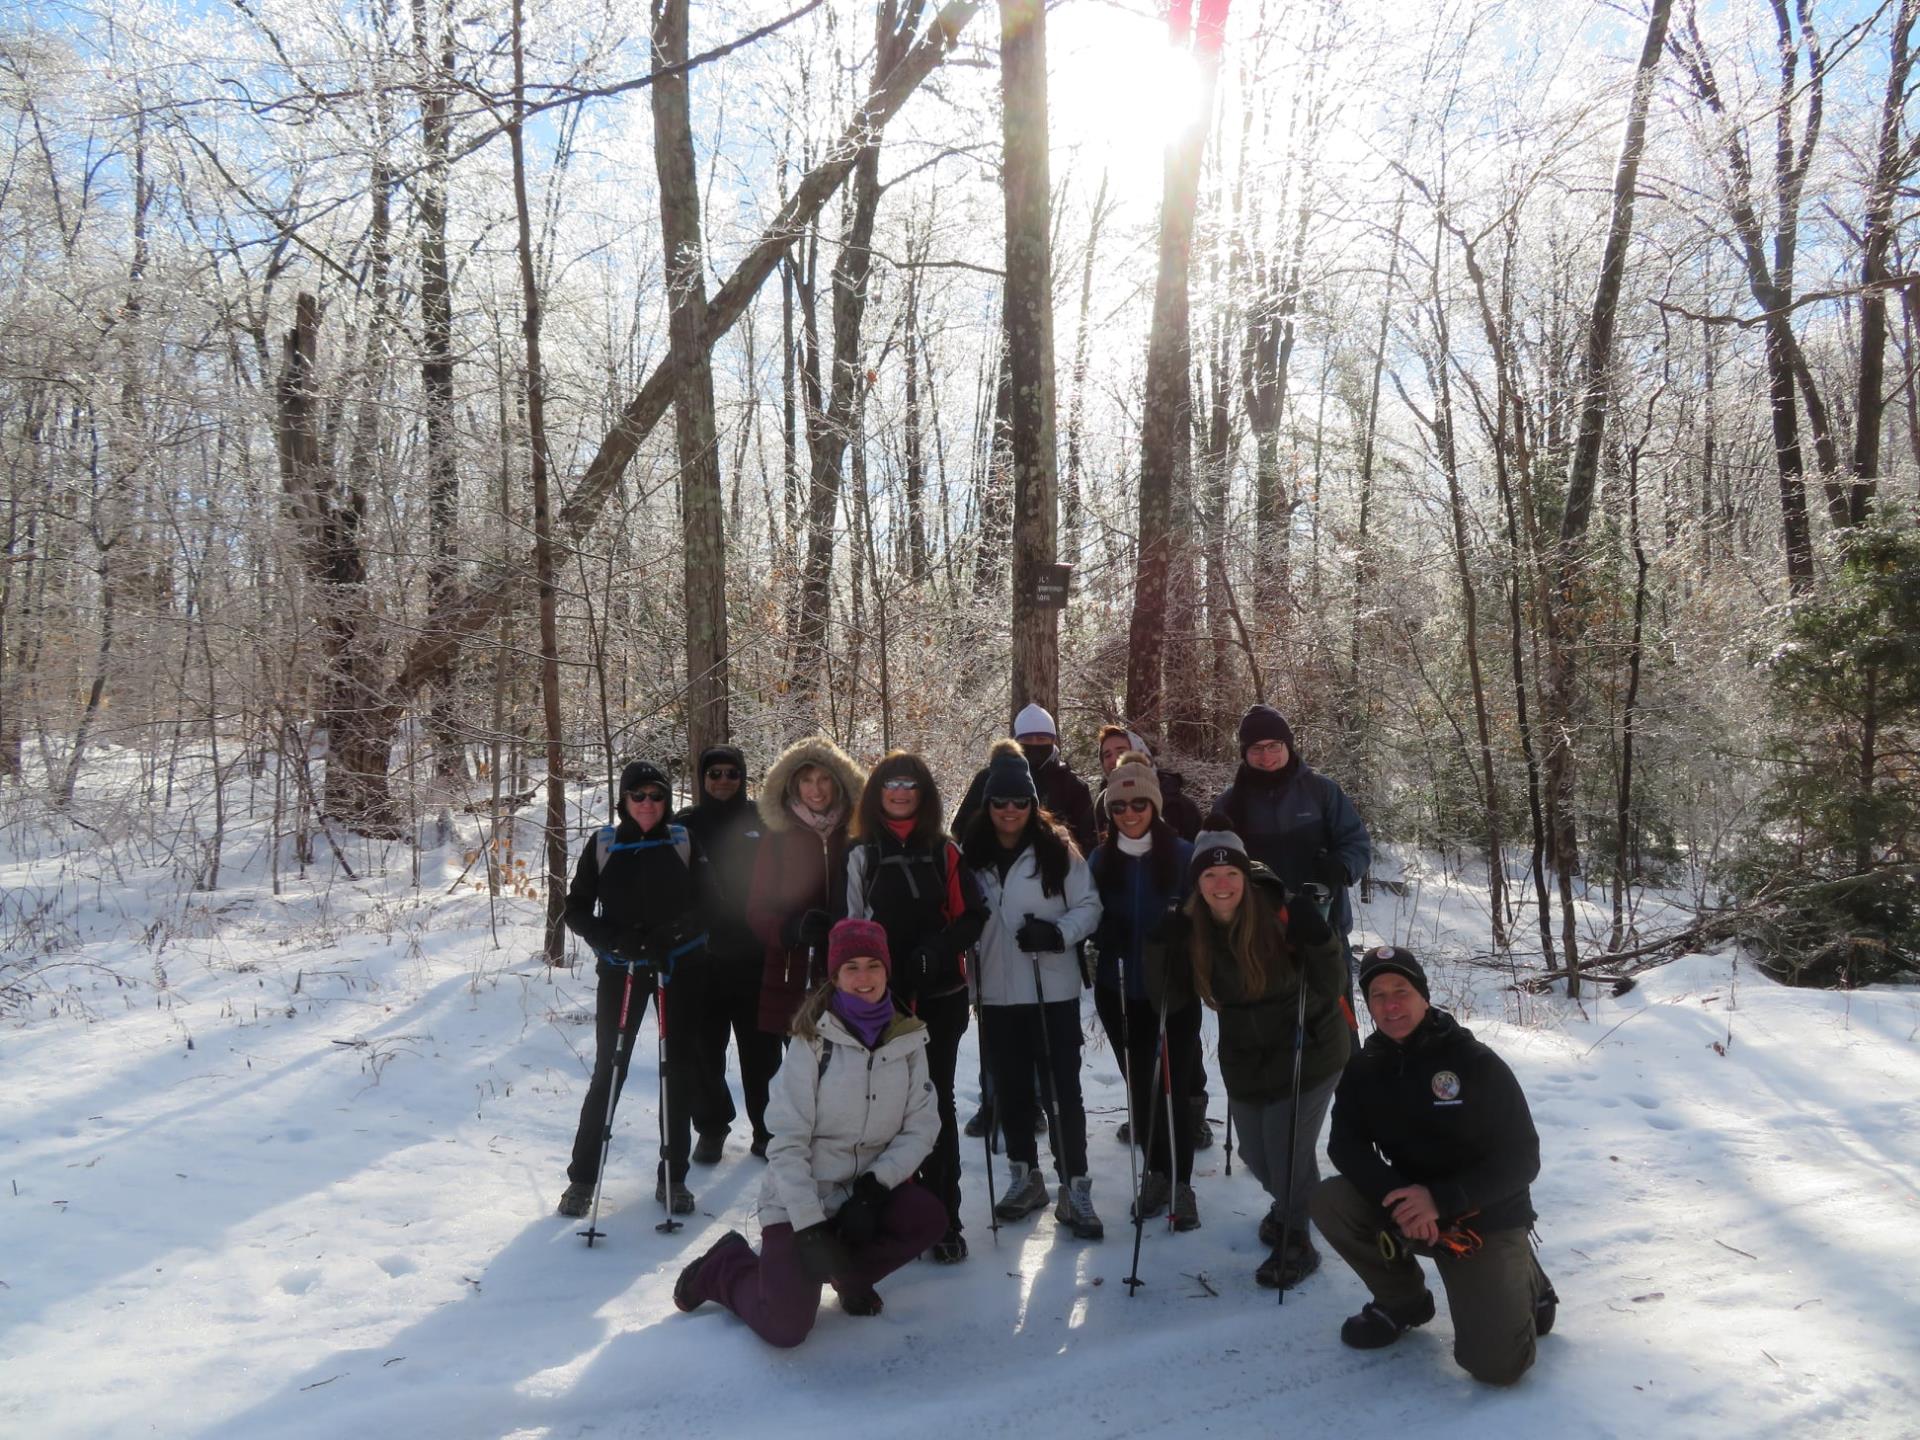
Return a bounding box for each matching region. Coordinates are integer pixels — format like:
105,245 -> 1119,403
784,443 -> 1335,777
4,773 -> 1918,1439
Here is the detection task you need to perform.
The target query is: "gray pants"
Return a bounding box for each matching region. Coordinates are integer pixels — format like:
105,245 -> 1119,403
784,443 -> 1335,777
1229,1072 -> 1339,1228
1312,1174 -> 1551,1386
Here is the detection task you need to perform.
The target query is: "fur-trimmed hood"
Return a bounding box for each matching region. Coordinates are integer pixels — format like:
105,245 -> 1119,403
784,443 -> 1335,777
757,735 -> 868,834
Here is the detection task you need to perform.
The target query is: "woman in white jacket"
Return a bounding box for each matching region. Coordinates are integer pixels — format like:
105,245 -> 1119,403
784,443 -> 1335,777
672,919 -> 946,1345
960,740 -> 1104,1238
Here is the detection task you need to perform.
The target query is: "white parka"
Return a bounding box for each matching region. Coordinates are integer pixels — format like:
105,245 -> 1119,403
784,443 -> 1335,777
970,844 -> 1103,1006
757,1007 -> 939,1231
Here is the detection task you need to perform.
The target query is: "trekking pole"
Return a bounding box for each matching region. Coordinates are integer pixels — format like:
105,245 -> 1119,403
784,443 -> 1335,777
1116,953 -> 1140,1293
1124,996 -> 1170,1294
976,1002 -> 1001,1242
1156,1010 -> 1180,1234
655,967 -> 682,1235
1022,920 -> 1068,1187
1223,1111 -> 1234,1176
1274,891 -> 1323,1307
579,959 -> 639,1246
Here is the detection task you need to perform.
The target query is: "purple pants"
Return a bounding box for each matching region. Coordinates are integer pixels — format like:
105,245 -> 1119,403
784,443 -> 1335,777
697,1181 -> 948,1348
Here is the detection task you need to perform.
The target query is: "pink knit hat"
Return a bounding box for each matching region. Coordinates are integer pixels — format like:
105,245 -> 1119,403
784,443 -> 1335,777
827,918 -> 891,977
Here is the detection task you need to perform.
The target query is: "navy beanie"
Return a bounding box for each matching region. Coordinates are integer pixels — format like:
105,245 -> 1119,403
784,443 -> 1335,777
984,740 -> 1038,802
1237,704 -> 1296,756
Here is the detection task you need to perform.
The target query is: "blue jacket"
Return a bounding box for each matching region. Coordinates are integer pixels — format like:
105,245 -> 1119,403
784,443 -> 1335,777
1208,762 -> 1371,937
1088,836 -> 1193,1001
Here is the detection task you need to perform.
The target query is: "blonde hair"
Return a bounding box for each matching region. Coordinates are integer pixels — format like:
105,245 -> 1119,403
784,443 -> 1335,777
789,980 -> 836,1042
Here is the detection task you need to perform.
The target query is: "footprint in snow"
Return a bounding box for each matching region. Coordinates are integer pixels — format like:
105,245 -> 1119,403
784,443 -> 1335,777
1645,1115 -> 1683,1132
1628,1094 -> 1660,1110
1596,1097 -> 1622,1108
376,1254 -> 417,1279
279,1268 -> 320,1295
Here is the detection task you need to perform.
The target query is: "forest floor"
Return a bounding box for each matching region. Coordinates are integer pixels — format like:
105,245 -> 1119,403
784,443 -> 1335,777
3,759 -> 1917,1438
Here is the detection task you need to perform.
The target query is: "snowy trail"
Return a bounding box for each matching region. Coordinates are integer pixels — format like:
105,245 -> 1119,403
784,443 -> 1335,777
5,837 -> 1919,1439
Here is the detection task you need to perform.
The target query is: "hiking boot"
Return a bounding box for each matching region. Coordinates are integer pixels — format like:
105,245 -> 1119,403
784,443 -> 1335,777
994,1161 -> 1050,1220
556,1182 -> 594,1218
1535,1281 -> 1559,1337
1190,1098 -> 1214,1151
1257,1202 -> 1286,1248
963,1103 -> 994,1139
655,1175 -> 696,1215
1057,1175 -> 1104,1241
839,1287 -> 884,1316
1171,1182 -> 1201,1232
674,1230 -> 748,1312
750,1131 -> 771,1160
1131,1171 -> 1172,1221
928,1225 -> 969,1263
1255,1231 -> 1320,1290
691,1130 -> 727,1166
1115,1118 -> 1132,1145
1339,1292 -> 1437,1349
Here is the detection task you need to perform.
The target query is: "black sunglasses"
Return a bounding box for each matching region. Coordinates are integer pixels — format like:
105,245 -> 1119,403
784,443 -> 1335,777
989,796 -> 1033,811
705,766 -> 742,781
626,787 -> 670,804
1110,797 -> 1154,815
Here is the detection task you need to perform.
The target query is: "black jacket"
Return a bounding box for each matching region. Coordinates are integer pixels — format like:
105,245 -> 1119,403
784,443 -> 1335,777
1208,761 -> 1371,936
1326,1008 -> 1539,1232
674,791 -> 763,973
845,829 -> 987,1008
953,751 -> 1098,856
563,813 -> 697,976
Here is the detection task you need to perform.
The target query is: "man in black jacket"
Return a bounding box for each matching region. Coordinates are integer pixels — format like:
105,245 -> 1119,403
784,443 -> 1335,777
1312,948 -> 1557,1385
675,745 -> 783,1163
951,704 -> 1098,856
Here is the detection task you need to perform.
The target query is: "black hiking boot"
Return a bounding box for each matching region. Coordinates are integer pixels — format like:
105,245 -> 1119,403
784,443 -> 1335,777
1255,1231 -> 1320,1290
691,1130 -> 727,1166
963,1102 -> 994,1139
556,1182 -> 593,1218
1339,1292 -> 1437,1349
838,1287 -> 884,1316
750,1131 -> 772,1160
674,1230 -> 749,1312
655,1175 -> 696,1215
1257,1202 -> 1285,1247
1535,1282 -> 1559,1336
928,1225 -> 968,1264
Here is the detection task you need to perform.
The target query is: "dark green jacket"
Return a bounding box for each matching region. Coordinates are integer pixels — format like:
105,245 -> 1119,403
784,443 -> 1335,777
1149,867 -> 1350,1102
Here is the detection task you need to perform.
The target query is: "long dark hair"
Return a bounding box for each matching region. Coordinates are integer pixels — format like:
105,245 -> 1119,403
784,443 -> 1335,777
851,750 -> 947,849
1183,881 -> 1286,1006
961,802 -> 1075,897
1092,813 -> 1183,893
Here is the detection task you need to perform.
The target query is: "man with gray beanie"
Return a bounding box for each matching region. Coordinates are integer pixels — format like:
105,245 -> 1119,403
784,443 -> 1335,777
952,702 -> 1098,856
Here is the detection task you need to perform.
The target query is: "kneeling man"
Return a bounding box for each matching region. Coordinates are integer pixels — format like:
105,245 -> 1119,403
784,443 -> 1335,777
1312,947 -> 1557,1385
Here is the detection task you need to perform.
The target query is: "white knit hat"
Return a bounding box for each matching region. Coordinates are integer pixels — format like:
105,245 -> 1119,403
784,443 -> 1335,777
1012,702 -> 1057,738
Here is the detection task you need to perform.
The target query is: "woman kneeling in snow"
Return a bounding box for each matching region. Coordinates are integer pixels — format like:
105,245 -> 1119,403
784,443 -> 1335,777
673,919 -> 947,1345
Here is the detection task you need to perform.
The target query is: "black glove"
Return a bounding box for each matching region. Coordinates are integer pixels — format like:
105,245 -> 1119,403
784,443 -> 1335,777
1312,852 -> 1349,892
610,926 -> 653,963
1283,886 -> 1336,947
1015,916 -> 1067,953
1147,900 -> 1186,943
782,908 -> 832,949
645,914 -> 703,964
902,943 -> 940,991
793,1220 -> 851,1284
833,1172 -> 889,1248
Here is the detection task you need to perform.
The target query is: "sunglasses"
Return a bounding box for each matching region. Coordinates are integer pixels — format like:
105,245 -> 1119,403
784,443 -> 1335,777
705,766 -> 742,781
626,787 -> 670,805
881,778 -> 919,791
1110,798 -> 1154,815
989,796 -> 1033,811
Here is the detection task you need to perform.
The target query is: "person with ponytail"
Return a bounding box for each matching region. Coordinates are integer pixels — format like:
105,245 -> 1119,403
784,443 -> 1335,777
672,920 -> 947,1346
1150,830 -> 1352,1290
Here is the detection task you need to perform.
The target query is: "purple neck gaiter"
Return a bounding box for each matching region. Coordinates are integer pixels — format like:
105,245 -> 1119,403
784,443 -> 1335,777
830,988 -> 895,1049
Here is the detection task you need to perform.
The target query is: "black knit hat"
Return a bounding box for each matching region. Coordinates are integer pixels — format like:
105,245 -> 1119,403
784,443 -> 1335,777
1189,829 -> 1252,887
984,739 -> 1038,802
1237,704 -> 1296,756
698,744 -> 746,776
1358,945 -> 1430,1002
619,759 -> 670,794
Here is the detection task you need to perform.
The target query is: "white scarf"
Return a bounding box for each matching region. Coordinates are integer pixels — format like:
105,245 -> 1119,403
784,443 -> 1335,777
1117,832 -> 1153,857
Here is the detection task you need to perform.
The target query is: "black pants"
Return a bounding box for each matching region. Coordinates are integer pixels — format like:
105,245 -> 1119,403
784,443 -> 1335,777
567,964 -> 695,1187
909,988 -> 971,1235
980,1000 -> 1088,1179
686,956 -> 784,1143
1093,984 -> 1201,1183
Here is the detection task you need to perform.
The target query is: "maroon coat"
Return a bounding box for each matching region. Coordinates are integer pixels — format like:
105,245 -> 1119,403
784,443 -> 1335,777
748,736 -> 866,1035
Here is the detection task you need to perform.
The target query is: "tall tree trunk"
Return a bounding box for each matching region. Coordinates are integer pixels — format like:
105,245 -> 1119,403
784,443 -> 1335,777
1061,172 -> 1110,570
902,258 -> 930,582
508,0 -> 569,961
1001,0 -> 1060,719
1542,0 -> 1672,993
414,0 -> 465,784
1126,0 -> 1230,732
652,0 -> 731,767
1849,0 -> 1918,525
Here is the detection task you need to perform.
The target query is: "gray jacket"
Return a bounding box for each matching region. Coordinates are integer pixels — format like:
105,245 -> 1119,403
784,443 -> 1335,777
969,847 -> 1102,1006
757,1009 -> 938,1231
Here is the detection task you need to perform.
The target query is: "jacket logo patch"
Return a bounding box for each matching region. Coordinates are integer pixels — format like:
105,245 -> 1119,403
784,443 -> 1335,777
1431,1070 -> 1461,1101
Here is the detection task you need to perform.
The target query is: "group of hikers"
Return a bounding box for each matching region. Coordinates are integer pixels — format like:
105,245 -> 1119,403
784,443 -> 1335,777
556,703 -> 1557,1386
